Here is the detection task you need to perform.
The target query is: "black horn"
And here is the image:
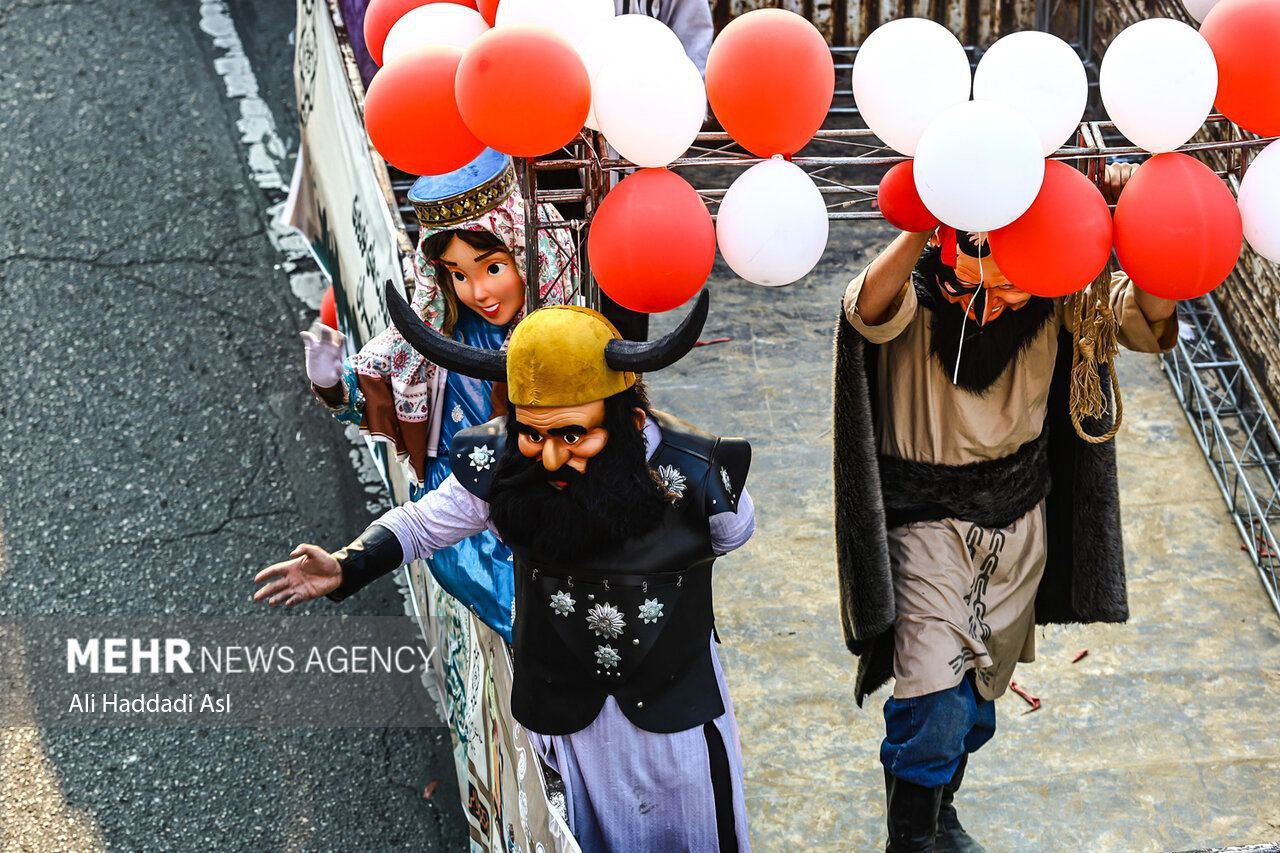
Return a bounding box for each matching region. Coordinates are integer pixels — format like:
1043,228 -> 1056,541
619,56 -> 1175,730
604,289 -> 709,374
385,280 -> 507,382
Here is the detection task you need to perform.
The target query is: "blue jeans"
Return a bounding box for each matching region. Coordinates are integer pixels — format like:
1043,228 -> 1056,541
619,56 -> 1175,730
881,673 -> 996,788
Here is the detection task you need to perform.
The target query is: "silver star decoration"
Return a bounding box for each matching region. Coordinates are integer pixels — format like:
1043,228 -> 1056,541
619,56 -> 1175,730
720,466 -> 734,495
594,645 -> 621,669
585,602 -> 625,638
549,590 -> 575,617
468,444 -> 495,471
657,464 -> 687,501
638,598 -> 664,624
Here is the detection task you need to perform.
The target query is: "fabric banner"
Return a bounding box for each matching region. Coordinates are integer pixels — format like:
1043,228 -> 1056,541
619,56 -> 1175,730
289,2 -> 578,850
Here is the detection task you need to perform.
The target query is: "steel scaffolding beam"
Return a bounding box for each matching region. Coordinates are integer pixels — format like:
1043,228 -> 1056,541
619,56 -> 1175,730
1161,295 -> 1280,619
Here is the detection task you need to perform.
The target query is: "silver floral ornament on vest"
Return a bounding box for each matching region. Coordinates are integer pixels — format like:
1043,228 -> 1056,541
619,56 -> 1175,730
585,602 -> 625,638
638,598 -> 664,624
657,464 -> 687,503
549,590 -> 575,616
468,444 -> 495,471
594,645 -> 621,669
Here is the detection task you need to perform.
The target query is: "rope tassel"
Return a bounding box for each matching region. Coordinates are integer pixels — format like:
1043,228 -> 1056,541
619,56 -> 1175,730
1067,264 -> 1123,443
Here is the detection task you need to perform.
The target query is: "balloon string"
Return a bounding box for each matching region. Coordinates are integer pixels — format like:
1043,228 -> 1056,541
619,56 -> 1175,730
952,250 -> 984,385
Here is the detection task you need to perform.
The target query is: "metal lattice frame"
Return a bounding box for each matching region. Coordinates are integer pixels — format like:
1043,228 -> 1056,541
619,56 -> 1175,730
1162,297 -> 1280,618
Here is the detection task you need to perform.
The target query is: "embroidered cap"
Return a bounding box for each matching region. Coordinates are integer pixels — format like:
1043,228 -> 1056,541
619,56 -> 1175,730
408,147 -> 517,230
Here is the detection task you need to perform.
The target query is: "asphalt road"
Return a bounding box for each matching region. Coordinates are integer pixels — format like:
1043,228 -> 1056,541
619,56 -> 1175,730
0,0 -> 465,848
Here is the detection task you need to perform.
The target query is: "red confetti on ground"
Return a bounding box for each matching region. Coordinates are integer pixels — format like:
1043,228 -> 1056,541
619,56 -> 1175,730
694,337 -> 733,348
423,780 -> 440,800
1071,649 -> 1089,664
1008,681 -> 1041,714
1240,536 -> 1276,559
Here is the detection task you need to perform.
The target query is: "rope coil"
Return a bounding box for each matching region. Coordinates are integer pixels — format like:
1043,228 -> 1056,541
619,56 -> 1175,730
1067,264 -> 1124,443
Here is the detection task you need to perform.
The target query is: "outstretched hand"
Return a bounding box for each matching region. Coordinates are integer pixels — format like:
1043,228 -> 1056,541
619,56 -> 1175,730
300,322 -> 345,389
254,544 -> 342,606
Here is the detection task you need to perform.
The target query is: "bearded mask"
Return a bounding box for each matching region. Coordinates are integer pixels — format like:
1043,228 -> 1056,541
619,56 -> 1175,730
386,284 -> 711,555
935,227 -> 1034,325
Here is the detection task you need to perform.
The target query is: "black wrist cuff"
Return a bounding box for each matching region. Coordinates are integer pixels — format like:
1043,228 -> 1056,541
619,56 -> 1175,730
326,524 -> 405,602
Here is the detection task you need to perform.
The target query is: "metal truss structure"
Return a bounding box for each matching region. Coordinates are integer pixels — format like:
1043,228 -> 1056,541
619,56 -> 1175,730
1162,296 -> 1280,617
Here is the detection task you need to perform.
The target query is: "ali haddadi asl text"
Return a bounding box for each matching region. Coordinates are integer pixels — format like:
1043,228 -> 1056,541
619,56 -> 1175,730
66,692 -> 230,715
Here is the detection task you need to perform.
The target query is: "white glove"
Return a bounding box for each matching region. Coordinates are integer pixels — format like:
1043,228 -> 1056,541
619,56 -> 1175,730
301,321 -> 345,389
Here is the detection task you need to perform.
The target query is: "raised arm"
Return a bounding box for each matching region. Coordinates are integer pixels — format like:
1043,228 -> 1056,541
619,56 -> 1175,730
852,230 -> 933,326
253,474 -> 491,606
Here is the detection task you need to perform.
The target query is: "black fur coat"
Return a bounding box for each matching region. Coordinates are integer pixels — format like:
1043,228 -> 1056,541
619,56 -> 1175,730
832,302 -> 1129,705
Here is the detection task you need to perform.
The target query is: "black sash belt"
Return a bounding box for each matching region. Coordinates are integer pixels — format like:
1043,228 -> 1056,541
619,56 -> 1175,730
879,431 -> 1051,530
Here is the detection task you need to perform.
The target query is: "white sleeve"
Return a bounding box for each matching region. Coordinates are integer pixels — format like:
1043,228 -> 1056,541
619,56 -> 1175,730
373,474 -> 493,564
709,489 -> 755,556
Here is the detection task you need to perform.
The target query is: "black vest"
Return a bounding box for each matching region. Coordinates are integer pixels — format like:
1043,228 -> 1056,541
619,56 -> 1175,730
450,411 -> 751,735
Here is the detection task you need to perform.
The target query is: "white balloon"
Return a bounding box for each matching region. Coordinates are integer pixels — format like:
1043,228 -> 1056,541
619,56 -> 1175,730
1100,18 -> 1217,154
382,5 -> 489,66
1183,0 -> 1221,22
596,56 -> 704,168
913,101 -> 1045,232
1240,139 -> 1280,263
496,0 -> 614,61
716,158 -> 829,287
973,31 -> 1088,155
582,14 -> 687,131
852,18 -> 971,156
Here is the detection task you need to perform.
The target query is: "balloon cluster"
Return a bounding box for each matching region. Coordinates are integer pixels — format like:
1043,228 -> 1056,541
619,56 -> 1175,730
362,0 -> 594,174
362,0 -> 712,173
591,8 -> 837,310
704,10 -> 836,289
361,2 -> 837,309
593,8 -> 838,310
859,21 -> 1103,297
868,1 -> 1280,301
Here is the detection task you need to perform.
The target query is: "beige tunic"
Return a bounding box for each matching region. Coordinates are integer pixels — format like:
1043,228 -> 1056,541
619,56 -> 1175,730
842,269 -> 1176,699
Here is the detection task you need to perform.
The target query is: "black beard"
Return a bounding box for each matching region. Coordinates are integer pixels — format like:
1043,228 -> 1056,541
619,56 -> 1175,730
913,246 -> 1056,395
488,397 -> 668,562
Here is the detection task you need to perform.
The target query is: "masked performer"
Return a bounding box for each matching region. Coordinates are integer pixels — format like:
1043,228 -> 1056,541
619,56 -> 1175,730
260,289 -> 755,851
300,148 -> 573,641
833,166 -> 1176,852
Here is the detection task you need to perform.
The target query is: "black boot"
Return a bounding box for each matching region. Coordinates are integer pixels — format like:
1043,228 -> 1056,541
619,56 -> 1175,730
934,755 -> 985,853
884,768 -> 943,852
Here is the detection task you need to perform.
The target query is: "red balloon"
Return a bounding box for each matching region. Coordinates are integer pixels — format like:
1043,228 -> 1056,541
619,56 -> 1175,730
588,170 -> 715,313
878,161 -> 939,233
476,0 -> 499,26
1113,153 -> 1242,300
706,9 -> 835,157
319,285 -> 338,329
365,47 -> 484,176
455,26 -> 590,158
363,0 -> 478,67
989,161 -> 1113,298
1201,0 -> 1280,137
